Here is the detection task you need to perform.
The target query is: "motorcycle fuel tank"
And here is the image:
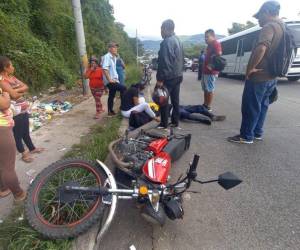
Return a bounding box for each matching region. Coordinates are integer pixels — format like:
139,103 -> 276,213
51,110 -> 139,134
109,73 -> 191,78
142,152 -> 171,184
146,138 -> 168,155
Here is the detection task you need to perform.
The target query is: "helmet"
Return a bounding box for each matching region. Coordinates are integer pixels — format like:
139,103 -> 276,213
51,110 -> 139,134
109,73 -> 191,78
152,86 -> 169,107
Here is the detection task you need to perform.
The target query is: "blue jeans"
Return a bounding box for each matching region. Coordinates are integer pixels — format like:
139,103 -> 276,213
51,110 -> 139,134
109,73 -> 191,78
240,79 -> 277,141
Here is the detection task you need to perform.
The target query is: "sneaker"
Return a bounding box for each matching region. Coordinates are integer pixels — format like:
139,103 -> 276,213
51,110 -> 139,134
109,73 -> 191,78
254,135 -> 263,141
107,111 -> 116,117
227,135 -> 253,144
203,104 -> 212,112
211,115 -> 226,122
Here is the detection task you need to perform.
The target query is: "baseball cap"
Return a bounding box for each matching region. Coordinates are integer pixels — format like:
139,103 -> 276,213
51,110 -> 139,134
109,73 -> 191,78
108,41 -> 119,48
253,1 -> 280,19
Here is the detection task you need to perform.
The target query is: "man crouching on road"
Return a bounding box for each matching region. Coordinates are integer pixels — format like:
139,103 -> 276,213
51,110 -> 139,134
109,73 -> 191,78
228,1 -> 283,144
156,19 -> 184,129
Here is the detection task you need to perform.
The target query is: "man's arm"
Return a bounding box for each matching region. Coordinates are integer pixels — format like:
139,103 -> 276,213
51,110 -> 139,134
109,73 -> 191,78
246,24 -> 274,79
156,40 -> 169,85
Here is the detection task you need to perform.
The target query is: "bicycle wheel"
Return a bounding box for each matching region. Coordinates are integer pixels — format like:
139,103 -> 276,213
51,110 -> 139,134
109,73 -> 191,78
25,158 -> 107,239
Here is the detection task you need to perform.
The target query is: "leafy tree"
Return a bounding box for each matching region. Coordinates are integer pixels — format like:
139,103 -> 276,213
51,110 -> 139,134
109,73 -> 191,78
228,21 -> 256,35
0,0 -> 139,91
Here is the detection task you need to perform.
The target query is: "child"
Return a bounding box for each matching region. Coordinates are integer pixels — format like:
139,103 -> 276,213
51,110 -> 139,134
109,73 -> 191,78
85,58 -> 105,119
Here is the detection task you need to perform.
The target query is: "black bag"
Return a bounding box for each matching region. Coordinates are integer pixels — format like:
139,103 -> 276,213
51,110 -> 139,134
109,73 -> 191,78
269,87 -> 278,104
211,55 -> 227,71
129,111 -> 152,129
268,23 -> 296,77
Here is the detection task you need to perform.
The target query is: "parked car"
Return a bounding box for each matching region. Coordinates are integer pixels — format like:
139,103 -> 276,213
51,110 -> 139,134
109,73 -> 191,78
191,58 -> 199,72
184,58 -> 192,71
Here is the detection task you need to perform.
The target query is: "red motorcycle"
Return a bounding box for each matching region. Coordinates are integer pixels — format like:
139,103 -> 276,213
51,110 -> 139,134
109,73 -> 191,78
25,128 -> 242,242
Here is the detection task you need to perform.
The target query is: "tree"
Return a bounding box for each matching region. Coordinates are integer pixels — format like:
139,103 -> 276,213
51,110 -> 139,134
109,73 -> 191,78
228,21 -> 256,35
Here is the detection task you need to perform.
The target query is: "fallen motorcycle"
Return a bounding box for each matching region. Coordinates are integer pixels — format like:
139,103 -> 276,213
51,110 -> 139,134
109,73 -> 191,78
25,128 -> 242,241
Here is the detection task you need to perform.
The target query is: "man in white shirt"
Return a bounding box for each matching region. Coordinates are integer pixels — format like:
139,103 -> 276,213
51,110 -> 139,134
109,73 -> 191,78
102,42 -> 126,116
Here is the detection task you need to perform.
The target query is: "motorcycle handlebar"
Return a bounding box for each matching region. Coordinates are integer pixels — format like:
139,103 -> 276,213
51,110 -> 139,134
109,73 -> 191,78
190,154 -> 200,172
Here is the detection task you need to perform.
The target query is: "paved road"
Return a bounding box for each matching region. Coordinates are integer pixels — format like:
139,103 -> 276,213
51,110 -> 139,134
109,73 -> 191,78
99,72 -> 300,250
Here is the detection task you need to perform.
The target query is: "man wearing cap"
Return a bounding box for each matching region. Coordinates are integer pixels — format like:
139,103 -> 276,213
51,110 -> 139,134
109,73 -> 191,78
228,1 -> 283,144
156,19 -> 184,129
102,42 -> 126,116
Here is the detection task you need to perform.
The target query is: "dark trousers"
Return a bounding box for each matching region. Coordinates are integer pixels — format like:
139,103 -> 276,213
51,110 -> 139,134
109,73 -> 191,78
240,79 -> 276,141
13,112 -> 35,153
182,105 -> 213,119
160,76 -> 182,127
107,83 -> 126,112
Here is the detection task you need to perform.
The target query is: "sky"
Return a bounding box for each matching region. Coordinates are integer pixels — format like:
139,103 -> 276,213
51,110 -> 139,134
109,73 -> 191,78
109,0 -> 300,39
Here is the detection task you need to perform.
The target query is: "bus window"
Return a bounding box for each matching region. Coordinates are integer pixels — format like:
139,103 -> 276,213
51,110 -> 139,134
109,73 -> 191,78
222,38 -> 239,55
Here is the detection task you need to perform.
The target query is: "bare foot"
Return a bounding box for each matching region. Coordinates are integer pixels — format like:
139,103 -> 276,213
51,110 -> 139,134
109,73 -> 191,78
30,148 -> 45,154
154,117 -> 161,122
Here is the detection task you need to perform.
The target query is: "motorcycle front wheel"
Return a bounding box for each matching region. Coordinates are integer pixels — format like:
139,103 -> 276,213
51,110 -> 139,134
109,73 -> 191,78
25,158 -> 107,239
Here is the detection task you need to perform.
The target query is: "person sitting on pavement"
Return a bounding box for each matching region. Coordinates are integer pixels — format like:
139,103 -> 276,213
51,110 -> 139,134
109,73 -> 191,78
121,82 -> 159,122
85,57 -> 105,119
0,86 -> 26,201
171,104 -> 226,125
0,56 -> 44,163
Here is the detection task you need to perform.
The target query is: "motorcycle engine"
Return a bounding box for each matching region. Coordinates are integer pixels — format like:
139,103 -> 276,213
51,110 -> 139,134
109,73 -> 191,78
118,135 -> 154,172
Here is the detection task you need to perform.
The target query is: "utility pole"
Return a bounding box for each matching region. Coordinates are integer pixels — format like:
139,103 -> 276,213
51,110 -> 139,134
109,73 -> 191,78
71,0 -> 88,95
136,29 -> 139,66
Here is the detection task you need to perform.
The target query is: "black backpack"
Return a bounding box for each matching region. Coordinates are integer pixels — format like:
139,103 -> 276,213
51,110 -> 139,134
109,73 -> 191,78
268,22 -> 296,77
211,55 -> 227,71
129,111 -> 152,129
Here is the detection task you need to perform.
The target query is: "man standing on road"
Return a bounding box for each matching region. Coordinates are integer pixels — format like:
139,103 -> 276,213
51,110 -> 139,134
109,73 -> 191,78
202,29 -> 222,112
156,19 -> 184,128
228,1 -> 283,144
102,42 -> 126,116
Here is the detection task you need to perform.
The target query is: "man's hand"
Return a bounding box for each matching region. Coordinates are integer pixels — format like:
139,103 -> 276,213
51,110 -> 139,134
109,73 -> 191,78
156,81 -> 163,88
246,68 -> 263,80
109,79 -> 117,84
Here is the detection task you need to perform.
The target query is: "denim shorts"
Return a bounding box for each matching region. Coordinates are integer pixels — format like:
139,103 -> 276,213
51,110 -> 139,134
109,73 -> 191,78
201,74 -> 217,92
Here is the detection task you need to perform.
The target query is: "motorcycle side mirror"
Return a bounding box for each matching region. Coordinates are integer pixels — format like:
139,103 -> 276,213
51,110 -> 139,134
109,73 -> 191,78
218,172 -> 242,190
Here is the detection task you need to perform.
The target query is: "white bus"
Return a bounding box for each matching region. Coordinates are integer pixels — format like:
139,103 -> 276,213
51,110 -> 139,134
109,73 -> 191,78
219,20 -> 300,81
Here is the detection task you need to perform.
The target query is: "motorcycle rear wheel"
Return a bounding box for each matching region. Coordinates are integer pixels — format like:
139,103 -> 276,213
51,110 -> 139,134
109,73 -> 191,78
25,158 -> 107,239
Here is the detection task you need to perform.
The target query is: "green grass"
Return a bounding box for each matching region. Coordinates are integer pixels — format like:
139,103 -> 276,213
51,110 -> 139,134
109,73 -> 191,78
125,64 -> 143,87
0,116 -> 122,250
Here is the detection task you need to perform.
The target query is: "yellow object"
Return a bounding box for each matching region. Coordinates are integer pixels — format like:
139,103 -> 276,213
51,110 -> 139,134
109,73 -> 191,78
149,102 -> 159,112
139,185 -> 148,195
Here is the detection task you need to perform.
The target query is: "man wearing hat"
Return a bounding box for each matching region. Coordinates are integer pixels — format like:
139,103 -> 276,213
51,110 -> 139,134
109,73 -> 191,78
102,42 -> 126,116
228,1 -> 283,144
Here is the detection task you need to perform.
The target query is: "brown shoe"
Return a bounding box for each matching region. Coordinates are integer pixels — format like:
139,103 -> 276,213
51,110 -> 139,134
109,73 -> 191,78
0,189 -> 11,198
107,111 -> 116,117
14,190 -> 27,202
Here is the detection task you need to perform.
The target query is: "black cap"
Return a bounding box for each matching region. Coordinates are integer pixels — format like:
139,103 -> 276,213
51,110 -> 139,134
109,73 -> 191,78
108,41 -> 119,48
253,1 -> 280,19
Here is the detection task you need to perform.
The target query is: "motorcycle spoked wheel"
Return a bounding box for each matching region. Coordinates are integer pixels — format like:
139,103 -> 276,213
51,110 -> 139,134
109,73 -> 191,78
25,158 -> 107,239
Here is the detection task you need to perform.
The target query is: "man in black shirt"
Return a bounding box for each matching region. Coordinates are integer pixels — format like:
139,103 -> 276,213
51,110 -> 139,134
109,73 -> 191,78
156,19 -> 184,128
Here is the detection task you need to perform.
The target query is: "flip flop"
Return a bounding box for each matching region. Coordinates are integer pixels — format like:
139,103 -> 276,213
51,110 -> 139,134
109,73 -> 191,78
0,189 -> 11,198
21,154 -> 34,163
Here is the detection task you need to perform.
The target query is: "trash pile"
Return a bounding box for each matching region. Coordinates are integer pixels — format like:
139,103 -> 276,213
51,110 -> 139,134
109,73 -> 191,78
29,99 -> 72,132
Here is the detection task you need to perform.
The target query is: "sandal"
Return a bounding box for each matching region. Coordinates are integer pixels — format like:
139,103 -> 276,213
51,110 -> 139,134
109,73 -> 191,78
14,190 -> 27,202
94,113 -> 101,119
21,153 -> 34,163
0,189 -> 11,198
30,148 -> 45,154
